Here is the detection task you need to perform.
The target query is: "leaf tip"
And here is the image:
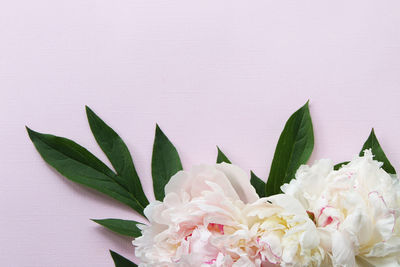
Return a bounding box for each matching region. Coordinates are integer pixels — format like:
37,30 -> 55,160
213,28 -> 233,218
26,126 -> 34,140
301,100 -> 311,109
155,124 -> 164,136
26,126 -> 37,138
85,105 -> 94,116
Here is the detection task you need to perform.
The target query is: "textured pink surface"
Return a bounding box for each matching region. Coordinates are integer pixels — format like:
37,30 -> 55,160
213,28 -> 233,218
1,1 -> 400,266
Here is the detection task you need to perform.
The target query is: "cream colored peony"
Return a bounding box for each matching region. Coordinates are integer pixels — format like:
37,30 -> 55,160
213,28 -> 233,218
282,150 -> 400,267
244,194 -> 327,267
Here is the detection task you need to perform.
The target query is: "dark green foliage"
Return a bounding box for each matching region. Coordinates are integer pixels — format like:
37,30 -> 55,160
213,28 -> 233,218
26,127 -> 145,216
265,102 -> 314,196
92,218 -> 143,237
360,128 -> 396,174
151,125 -> 183,201
110,250 -> 137,267
86,106 -> 149,207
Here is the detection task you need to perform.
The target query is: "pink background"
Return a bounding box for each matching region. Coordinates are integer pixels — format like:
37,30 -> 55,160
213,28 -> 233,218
1,1 -> 400,266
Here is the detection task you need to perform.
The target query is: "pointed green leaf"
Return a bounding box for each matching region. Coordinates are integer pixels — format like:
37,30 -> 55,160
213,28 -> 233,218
86,106 -> 148,207
26,127 -> 145,216
333,161 -> 349,170
216,147 -> 232,164
266,102 -> 314,196
360,129 -> 396,174
151,125 -> 183,201
110,250 -> 137,267
250,171 -> 266,198
92,218 -> 143,237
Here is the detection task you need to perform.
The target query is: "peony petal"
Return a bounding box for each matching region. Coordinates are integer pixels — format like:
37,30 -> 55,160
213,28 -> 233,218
358,254 -> 400,267
300,222 -> 320,250
164,170 -> 191,196
266,194 -> 308,216
216,163 -> 259,203
366,237 -> 400,258
332,230 -> 356,267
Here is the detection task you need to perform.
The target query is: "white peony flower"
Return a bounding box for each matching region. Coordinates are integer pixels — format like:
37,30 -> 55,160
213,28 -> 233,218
282,149 -> 400,267
244,194 -> 327,267
133,163 -> 260,267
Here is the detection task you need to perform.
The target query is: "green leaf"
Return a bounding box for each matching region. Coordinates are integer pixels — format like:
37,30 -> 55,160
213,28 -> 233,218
86,106 -> 149,208
26,127 -> 145,216
151,125 -> 183,201
266,101 -> 314,196
360,128 -> 396,174
216,146 -> 232,164
333,161 -> 349,170
250,171 -> 266,198
92,218 -> 143,237
110,250 -> 137,267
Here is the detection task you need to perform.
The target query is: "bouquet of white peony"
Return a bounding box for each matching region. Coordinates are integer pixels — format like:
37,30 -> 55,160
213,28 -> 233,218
28,102 -> 400,266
